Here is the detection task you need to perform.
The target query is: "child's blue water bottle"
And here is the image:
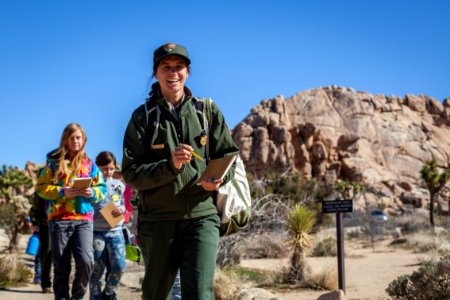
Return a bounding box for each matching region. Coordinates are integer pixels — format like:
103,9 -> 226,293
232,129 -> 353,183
26,232 -> 40,256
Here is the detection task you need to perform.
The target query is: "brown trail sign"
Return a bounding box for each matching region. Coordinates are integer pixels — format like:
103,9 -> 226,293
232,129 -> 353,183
322,199 -> 353,294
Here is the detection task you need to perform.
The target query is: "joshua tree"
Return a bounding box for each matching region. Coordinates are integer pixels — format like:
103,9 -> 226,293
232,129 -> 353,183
286,204 -> 316,283
420,160 -> 450,228
0,165 -> 33,252
0,165 -> 33,203
0,195 -> 31,252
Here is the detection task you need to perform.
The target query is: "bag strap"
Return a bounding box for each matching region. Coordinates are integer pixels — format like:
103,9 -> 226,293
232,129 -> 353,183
144,100 -> 160,145
203,98 -> 213,161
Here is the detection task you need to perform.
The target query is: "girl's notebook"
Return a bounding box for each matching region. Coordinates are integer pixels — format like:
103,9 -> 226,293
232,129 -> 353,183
99,202 -> 124,227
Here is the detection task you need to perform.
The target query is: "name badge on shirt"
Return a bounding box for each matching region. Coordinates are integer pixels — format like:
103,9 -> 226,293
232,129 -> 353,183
151,144 -> 165,150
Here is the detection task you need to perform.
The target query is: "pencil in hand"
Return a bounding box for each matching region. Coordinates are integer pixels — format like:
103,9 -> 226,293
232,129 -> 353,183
191,150 -> 203,161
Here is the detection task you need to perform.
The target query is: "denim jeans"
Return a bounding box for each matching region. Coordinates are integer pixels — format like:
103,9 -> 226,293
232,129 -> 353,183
33,246 -> 41,282
172,271 -> 181,300
89,229 -> 126,300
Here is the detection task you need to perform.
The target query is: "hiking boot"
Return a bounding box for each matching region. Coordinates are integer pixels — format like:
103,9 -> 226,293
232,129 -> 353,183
101,290 -> 117,300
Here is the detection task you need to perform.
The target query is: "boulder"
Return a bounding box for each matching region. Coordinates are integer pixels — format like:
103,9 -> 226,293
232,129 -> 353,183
232,86 -> 450,212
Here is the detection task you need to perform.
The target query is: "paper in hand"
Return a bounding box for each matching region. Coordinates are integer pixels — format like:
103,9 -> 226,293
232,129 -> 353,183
99,202 -> 124,228
196,155 -> 237,184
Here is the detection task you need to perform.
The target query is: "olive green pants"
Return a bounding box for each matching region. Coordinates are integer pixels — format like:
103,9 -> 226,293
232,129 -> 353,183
137,214 -> 220,300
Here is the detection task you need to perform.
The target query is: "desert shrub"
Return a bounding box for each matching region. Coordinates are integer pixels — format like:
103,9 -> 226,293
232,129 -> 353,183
250,172 -> 330,227
386,255 -> 450,299
0,255 -> 32,287
389,238 -> 408,247
391,213 -> 431,235
215,266 -> 276,300
241,234 -> 287,259
390,232 -> 450,255
217,233 -> 247,267
214,268 -> 243,300
223,266 -> 268,284
312,236 -> 337,257
305,267 -> 339,290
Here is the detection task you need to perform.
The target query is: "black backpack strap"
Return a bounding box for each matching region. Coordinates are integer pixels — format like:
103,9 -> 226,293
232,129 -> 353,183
203,98 -> 213,161
144,99 -> 161,145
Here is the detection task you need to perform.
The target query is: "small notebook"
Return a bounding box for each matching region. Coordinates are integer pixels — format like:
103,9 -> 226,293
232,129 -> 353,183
99,201 -> 124,228
72,177 -> 92,189
196,155 -> 237,185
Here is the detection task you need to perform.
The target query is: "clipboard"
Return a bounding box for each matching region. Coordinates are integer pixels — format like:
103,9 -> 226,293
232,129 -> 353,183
99,202 -> 124,228
72,177 -> 92,189
196,155 -> 237,185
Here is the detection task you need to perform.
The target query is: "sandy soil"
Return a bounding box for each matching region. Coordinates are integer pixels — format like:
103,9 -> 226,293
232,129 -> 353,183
241,239 -> 423,300
0,232 -> 423,300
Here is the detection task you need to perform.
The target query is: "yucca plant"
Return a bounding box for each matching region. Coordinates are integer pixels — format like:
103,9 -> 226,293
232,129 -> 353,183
286,204 -> 316,283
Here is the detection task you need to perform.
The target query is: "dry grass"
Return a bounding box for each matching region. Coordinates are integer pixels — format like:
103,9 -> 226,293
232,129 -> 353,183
306,266 -> 339,290
242,233 -> 288,259
389,231 -> 450,256
0,255 -> 32,288
214,268 -> 248,300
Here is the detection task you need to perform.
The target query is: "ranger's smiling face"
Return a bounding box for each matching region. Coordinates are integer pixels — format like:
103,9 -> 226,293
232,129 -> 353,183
155,56 -> 189,97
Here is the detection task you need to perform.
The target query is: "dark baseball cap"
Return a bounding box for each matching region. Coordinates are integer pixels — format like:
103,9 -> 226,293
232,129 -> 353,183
153,43 -> 190,70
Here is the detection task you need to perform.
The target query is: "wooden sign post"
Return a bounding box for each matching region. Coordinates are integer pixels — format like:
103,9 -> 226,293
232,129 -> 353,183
322,199 -> 353,294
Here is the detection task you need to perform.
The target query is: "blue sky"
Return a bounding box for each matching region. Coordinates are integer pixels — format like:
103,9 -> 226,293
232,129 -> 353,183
1,1 -> 449,169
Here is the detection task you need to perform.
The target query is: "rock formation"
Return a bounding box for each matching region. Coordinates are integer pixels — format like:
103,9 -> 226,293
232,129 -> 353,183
232,86 -> 450,213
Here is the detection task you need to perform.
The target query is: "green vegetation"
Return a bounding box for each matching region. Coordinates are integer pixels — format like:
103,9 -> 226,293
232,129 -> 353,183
0,195 -> 32,252
223,266 -> 267,284
0,165 -> 33,203
285,204 -> 315,284
0,164 -> 34,252
386,255 -> 450,299
420,159 -> 450,228
312,236 -> 337,257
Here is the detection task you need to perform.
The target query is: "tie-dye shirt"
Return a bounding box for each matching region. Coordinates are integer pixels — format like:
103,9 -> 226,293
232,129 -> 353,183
36,156 -> 106,221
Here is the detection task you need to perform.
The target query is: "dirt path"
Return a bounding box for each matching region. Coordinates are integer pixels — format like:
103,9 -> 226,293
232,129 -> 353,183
0,263 -> 143,300
1,234 -> 423,300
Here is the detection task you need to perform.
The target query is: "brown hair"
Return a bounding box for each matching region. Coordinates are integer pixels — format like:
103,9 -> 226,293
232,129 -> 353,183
95,151 -> 117,167
53,122 -> 87,181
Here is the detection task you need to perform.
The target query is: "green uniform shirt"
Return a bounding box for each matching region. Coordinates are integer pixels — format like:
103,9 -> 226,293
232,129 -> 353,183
122,89 -> 239,222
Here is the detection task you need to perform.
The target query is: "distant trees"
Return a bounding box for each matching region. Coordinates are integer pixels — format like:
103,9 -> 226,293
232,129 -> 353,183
420,160 -> 450,228
0,165 -> 33,203
0,165 -> 34,252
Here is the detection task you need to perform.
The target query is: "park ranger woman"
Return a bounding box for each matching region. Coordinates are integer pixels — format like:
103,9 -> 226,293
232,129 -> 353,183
122,43 -> 239,300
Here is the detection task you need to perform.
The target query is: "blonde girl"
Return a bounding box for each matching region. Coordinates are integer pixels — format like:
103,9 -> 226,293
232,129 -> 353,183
36,122 -> 106,300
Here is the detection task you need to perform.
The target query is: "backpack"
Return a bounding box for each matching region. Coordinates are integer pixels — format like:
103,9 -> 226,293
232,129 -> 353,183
144,97 -> 252,236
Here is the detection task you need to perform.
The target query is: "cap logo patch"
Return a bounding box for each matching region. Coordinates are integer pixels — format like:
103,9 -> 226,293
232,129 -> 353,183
165,43 -> 177,52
